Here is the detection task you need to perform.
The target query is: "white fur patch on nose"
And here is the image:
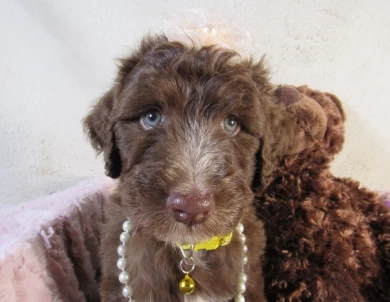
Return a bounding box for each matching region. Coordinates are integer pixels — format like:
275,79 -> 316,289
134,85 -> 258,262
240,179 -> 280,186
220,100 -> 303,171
181,125 -> 224,188
166,122 -> 227,193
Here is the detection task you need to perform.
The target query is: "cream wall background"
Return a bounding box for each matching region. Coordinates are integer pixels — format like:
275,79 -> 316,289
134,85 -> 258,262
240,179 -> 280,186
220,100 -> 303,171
1,0 -> 389,207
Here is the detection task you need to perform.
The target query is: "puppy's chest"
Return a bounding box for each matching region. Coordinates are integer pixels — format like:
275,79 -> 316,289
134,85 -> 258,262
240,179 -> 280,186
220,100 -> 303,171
126,231 -> 248,301
184,296 -> 208,302
179,248 -> 240,302
184,296 -> 225,302
133,242 -> 239,301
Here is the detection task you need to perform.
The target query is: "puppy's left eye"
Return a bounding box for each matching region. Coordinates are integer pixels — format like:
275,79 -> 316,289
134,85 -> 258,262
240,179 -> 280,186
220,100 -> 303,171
141,110 -> 162,129
222,116 -> 240,134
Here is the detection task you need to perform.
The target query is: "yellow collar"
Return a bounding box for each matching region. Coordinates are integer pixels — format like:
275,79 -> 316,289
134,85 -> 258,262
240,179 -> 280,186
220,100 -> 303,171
178,232 -> 233,251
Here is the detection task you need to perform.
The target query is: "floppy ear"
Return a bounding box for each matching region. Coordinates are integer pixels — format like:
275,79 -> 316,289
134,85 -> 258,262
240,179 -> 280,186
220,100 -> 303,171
249,60 -> 300,185
83,87 -> 122,178
259,100 -> 299,185
83,35 -> 170,178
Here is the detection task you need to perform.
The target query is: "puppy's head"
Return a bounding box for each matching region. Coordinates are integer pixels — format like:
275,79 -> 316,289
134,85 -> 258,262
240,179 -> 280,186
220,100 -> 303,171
84,35 -> 295,244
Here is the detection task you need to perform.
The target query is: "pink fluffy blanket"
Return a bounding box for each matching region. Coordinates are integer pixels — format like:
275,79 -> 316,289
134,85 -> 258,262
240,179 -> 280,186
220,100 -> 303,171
0,177 -> 115,302
0,178 -> 389,302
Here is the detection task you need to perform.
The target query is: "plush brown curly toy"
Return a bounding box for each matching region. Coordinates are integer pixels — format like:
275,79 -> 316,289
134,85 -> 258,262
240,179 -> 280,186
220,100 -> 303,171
257,86 -> 390,302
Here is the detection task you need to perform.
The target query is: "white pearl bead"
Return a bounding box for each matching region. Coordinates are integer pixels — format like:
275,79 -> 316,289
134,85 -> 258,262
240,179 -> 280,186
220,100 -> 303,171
120,232 -> 130,243
235,294 -> 245,302
242,255 -> 248,265
238,234 -> 246,244
117,245 -> 126,256
236,282 -> 246,294
117,258 -> 127,270
238,273 -> 247,283
122,285 -> 133,297
241,244 -> 248,254
119,271 -> 130,284
236,223 -> 244,233
122,221 -> 133,232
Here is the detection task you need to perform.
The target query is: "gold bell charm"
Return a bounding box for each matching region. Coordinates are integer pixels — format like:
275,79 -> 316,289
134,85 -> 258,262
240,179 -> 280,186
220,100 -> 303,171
179,273 -> 196,294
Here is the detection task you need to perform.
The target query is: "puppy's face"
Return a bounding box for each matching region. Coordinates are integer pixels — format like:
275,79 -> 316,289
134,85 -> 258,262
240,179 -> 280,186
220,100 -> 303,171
85,36 -> 280,244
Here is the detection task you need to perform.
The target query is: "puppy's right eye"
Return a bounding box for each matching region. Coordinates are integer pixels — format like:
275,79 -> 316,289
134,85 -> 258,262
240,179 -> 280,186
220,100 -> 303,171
140,110 -> 162,129
222,116 -> 240,135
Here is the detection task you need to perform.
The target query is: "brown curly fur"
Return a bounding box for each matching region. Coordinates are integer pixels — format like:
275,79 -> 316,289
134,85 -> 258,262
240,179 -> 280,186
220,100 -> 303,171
84,35 -> 300,301
257,86 -> 390,302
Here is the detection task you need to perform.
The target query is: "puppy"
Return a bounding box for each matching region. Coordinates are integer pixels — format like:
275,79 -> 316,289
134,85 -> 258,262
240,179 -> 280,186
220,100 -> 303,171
84,35 -> 295,302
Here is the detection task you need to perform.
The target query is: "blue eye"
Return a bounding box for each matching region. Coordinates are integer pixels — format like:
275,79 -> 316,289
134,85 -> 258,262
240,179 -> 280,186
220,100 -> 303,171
141,110 -> 162,129
222,116 -> 240,134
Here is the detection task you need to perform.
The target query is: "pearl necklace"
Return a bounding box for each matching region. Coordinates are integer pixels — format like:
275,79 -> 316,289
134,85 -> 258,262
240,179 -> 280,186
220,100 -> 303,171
117,220 -> 248,302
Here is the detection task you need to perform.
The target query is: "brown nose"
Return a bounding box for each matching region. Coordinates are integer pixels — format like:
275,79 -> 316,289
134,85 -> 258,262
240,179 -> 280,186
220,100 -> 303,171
167,192 -> 215,225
